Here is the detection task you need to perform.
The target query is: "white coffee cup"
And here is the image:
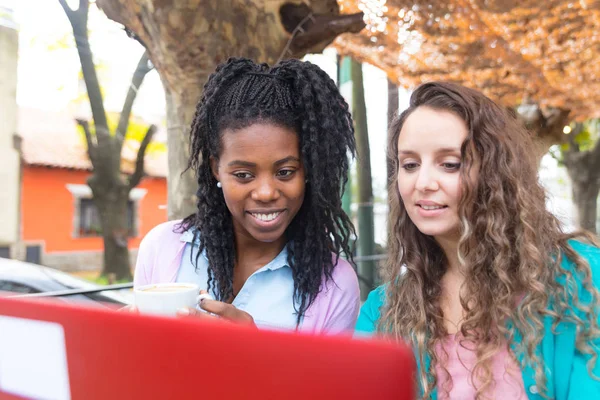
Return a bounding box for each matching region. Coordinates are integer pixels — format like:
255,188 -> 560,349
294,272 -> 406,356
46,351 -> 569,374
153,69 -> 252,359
134,282 -> 201,316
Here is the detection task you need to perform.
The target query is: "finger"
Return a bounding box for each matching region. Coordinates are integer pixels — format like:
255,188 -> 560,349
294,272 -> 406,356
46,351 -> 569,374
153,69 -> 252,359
200,300 -> 245,321
196,293 -> 213,304
176,307 -> 219,320
199,301 -> 255,327
199,300 -> 231,316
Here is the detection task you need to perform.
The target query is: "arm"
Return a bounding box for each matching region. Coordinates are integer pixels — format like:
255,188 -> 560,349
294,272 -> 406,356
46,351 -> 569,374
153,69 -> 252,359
133,220 -> 182,287
133,232 -> 154,287
562,241 -> 600,399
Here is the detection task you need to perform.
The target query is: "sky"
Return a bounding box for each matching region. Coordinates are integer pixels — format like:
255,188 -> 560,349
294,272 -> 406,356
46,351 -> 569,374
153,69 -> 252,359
8,0 -> 165,122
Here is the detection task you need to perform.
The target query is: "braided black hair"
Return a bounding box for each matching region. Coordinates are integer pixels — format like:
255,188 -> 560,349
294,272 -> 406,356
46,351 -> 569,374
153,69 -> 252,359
179,57 -> 356,324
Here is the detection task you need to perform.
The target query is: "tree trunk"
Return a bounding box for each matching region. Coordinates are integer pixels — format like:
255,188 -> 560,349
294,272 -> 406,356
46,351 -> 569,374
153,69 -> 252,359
563,123 -> 600,234
337,55 -> 353,218
59,1 -> 156,279
97,0 -> 365,219
515,105 -> 571,161
387,79 -> 398,187
571,179 -> 599,234
350,58 -> 376,299
89,177 -> 132,280
562,122 -> 600,234
164,85 -> 203,219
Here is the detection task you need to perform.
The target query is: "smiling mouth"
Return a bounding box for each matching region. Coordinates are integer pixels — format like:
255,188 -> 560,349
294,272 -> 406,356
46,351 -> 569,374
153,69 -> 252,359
418,205 -> 447,210
249,211 -> 283,222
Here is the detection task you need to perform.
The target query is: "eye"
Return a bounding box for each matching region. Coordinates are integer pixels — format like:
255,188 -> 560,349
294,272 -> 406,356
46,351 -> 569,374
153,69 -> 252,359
442,162 -> 461,171
233,172 -> 253,180
401,162 -> 419,172
276,169 -> 296,178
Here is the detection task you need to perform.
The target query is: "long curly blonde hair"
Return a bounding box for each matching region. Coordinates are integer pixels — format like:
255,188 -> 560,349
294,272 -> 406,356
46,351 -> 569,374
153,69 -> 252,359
381,82 -> 600,399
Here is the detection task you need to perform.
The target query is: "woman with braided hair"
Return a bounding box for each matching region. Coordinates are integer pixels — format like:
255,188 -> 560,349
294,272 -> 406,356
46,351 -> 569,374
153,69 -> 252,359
134,57 -> 360,333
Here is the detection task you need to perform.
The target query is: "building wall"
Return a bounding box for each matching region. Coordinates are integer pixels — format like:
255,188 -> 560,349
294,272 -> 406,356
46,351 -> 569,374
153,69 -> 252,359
0,20 -> 20,250
20,166 -> 167,271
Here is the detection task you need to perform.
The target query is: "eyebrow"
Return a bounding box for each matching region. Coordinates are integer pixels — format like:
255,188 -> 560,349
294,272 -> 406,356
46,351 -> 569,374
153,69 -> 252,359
398,147 -> 461,155
274,156 -> 301,166
227,160 -> 256,167
227,156 -> 300,168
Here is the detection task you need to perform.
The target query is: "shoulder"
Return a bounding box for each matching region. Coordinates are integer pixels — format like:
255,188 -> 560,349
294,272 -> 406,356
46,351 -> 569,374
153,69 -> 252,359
137,220 -> 187,265
302,255 -> 360,334
362,285 -> 386,316
560,239 -> 600,290
552,241 -> 600,399
565,239 -> 600,267
141,219 -> 186,245
355,285 -> 386,335
329,255 -> 359,292
317,255 -> 359,303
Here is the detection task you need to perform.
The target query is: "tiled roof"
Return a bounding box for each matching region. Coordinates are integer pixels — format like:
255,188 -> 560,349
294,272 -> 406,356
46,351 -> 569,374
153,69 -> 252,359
18,108 -> 167,178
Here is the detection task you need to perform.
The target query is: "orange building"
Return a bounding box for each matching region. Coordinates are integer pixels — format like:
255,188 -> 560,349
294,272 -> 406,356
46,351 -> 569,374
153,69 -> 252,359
15,108 -> 168,272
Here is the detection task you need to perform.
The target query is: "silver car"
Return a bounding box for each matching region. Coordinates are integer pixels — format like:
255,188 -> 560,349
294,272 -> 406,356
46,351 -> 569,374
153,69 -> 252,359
0,258 -> 132,309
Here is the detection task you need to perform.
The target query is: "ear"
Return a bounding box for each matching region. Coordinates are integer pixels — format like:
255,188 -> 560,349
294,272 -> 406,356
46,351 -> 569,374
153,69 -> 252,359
210,156 -> 220,182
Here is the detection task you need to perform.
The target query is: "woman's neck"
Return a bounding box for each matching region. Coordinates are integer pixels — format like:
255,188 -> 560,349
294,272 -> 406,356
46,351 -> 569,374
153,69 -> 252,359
435,235 -> 461,274
232,230 -> 287,295
435,235 -> 466,334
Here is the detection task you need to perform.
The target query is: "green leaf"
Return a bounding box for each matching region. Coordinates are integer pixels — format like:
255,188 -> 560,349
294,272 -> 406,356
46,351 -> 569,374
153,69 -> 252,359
557,118 -> 599,155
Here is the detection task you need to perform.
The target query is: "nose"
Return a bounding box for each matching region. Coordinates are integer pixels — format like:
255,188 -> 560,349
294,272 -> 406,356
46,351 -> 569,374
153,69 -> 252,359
251,177 -> 280,202
414,165 -> 439,192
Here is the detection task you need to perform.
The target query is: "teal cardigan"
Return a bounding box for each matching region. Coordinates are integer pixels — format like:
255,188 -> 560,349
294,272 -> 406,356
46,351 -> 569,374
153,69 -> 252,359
355,241 -> 600,399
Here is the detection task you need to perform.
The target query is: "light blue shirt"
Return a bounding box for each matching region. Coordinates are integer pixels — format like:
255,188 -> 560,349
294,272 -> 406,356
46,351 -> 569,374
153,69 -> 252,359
176,230 -> 300,331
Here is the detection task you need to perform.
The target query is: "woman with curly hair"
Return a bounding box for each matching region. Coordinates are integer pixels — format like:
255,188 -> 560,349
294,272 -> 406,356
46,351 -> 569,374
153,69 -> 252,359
356,82 -> 600,399
135,57 -> 359,333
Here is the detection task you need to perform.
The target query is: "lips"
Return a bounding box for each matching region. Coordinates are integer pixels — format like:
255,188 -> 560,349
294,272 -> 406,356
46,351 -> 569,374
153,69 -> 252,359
416,201 -> 447,209
419,204 -> 445,210
249,211 -> 283,222
415,201 -> 448,217
246,209 -> 286,228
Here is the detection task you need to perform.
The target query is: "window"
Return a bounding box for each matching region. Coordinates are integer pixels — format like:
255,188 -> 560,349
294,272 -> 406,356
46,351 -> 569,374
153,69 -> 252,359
0,281 -> 40,294
66,184 -> 146,239
25,245 -> 41,264
0,246 -> 9,259
78,199 -> 136,237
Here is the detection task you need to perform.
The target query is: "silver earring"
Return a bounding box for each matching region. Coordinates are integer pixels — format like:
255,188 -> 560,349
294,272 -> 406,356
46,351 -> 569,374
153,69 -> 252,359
216,181 -> 222,188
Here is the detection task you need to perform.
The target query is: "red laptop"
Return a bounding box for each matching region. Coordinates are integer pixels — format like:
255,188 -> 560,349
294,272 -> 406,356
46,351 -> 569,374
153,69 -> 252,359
0,296 -> 415,400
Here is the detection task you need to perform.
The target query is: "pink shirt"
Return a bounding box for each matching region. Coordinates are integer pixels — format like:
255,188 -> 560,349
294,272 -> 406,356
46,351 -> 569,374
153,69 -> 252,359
134,220 -> 361,334
436,335 -> 527,399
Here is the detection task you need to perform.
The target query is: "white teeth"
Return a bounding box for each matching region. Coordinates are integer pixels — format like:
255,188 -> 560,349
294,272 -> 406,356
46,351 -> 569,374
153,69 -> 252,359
421,205 -> 444,210
252,212 -> 281,222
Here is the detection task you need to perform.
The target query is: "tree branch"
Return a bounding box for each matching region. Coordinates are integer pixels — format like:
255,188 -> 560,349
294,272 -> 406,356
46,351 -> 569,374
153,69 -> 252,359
129,124 -> 157,189
58,0 -> 109,143
116,50 -> 153,151
548,146 -> 564,165
76,118 -> 97,166
287,12 -> 365,58
57,0 -> 74,17
58,0 -> 89,25
567,122 -> 582,153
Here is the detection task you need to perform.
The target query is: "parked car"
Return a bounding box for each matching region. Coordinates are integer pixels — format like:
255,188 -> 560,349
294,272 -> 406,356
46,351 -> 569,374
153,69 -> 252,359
0,258 -> 132,309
